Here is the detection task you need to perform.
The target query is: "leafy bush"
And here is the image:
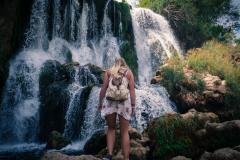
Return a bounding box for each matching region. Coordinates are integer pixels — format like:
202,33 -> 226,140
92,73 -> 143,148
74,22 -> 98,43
153,115 -> 203,159
161,55 -> 185,94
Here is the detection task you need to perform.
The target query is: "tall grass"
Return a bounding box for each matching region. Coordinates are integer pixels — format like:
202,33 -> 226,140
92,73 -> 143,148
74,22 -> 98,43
187,41 -> 240,106
164,40 -> 240,107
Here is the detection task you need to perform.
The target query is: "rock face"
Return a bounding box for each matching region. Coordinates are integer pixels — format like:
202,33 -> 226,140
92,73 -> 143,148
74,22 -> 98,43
46,131 -> 71,150
0,0 -> 33,103
146,109 -> 240,159
171,156 -> 191,160
84,127 -> 150,160
79,64 -> 104,86
84,130 -> 106,155
200,148 -> 240,160
39,60 -> 95,141
152,67 -> 236,120
196,120 -> 240,151
39,60 -> 72,141
41,152 -> 100,160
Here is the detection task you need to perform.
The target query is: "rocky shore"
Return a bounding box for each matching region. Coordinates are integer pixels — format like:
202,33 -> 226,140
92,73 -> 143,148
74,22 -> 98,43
39,108 -> 240,160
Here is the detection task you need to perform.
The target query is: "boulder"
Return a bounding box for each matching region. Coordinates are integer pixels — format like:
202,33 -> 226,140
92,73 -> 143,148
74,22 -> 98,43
154,66 -> 237,120
79,64 -> 104,86
38,60 -> 78,141
199,148 -> 240,160
211,148 -> 240,160
145,109 -> 219,159
85,127 -> 150,159
196,120 -> 240,150
46,131 -> 71,150
151,75 -> 162,84
180,108 -> 219,123
170,156 -> 191,160
84,130 -> 106,155
41,152 -> 100,160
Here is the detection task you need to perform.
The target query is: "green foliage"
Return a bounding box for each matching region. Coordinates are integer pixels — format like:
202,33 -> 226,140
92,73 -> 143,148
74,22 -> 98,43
139,0 -> 234,49
120,41 -> 138,77
161,55 -> 185,94
154,115 -> 203,158
164,40 -> 240,108
113,1 -> 138,78
187,41 -> 240,106
196,79 -> 205,93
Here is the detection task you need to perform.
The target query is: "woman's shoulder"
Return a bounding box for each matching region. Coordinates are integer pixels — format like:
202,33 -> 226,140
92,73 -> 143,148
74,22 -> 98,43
126,68 -> 133,79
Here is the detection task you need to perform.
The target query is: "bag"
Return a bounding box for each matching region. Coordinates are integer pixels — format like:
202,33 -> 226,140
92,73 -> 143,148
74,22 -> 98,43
106,67 -> 129,101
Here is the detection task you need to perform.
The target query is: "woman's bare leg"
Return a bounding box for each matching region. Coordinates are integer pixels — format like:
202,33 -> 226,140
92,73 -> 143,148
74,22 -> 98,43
119,115 -> 130,160
106,113 -> 117,156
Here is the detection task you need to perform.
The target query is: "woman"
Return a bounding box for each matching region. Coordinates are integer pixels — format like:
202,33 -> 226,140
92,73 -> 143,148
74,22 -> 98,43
98,58 -> 136,160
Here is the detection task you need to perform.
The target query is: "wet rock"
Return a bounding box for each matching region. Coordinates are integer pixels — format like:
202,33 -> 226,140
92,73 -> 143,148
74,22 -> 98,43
170,156 -> 191,160
39,60 -> 72,141
151,75 -> 162,84
84,130 -> 106,155
211,148 -> 240,160
146,109 -> 219,159
46,131 -> 70,150
200,148 -> 240,160
199,152 -> 213,160
41,152 -> 100,160
39,80 -> 70,141
79,64 -> 104,86
129,146 -> 150,160
0,0 -> 33,100
233,145 -> 240,152
88,127 -> 150,159
129,127 -> 142,140
196,120 -> 240,151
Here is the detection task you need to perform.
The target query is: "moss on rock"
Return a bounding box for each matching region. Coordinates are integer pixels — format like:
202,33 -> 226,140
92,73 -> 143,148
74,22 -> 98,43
146,113 -> 204,159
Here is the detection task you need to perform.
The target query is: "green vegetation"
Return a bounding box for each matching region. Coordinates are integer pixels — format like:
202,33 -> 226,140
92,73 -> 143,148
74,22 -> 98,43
139,0 -> 236,49
162,40 -> 240,108
112,1 -> 139,78
152,115 -> 203,159
188,41 -> 240,106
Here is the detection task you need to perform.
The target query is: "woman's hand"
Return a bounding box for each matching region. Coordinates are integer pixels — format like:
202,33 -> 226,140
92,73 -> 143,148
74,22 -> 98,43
98,104 -> 103,111
131,106 -> 135,117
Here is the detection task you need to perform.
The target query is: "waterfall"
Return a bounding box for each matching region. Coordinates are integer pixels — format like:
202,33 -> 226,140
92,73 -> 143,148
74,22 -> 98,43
131,8 -> 182,84
0,0 -> 182,155
0,50 -> 51,143
129,7 -> 181,130
63,86 -> 84,140
24,0 -> 49,49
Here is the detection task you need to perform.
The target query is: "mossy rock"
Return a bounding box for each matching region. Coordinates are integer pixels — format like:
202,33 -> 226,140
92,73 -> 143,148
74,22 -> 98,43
84,130 -> 106,155
79,64 -> 104,86
146,113 -> 207,159
39,81 -> 70,141
46,131 -> 71,149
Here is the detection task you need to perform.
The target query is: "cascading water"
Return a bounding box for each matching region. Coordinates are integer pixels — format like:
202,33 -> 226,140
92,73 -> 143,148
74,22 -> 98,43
130,7 -> 182,130
131,8 -> 182,84
0,0 -> 182,156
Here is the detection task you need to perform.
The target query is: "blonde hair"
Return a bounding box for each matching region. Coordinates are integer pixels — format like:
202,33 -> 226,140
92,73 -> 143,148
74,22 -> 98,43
109,58 -> 128,76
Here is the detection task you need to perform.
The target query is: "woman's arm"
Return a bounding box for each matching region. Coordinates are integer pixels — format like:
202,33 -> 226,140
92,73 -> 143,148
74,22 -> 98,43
128,70 -> 136,108
98,71 -> 110,110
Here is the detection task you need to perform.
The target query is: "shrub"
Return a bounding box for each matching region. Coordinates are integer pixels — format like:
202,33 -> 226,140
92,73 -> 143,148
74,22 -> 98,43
152,115 -> 203,159
187,41 -> 240,106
